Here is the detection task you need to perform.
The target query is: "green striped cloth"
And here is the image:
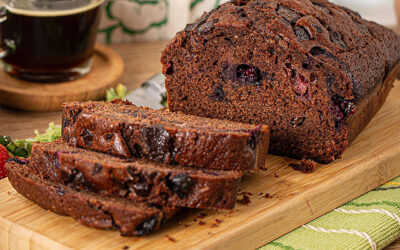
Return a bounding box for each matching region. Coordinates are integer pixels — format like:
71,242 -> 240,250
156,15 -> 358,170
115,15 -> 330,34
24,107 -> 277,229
261,177 -> 400,250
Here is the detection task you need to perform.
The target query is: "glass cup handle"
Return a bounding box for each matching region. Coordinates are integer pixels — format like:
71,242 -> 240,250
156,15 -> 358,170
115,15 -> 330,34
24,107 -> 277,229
0,6 -> 14,59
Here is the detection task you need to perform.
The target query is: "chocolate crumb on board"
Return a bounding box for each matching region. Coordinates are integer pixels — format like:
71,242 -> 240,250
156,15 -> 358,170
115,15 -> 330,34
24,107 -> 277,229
184,224 -> 190,228
197,212 -> 207,219
165,234 -> 177,243
7,191 -> 11,195
198,220 -> 206,225
211,224 -> 219,228
122,246 -> 129,250
259,192 -> 263,195
290,158 -> 317,173
259,166 -> 267,171
237,194 -> 251,205
274,173 -> 280,178
264,193 -> 272,199
215,219 -> 223,224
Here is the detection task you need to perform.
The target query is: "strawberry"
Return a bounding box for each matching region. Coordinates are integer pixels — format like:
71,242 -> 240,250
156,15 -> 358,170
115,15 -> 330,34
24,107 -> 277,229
0,144 -> 10,179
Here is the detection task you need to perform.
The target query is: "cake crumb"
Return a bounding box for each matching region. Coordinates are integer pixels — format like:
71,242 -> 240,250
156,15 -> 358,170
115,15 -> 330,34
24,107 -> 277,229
184,224 -> 190,228
215,219 -> 223,224
237,194 -> 251,205
7,191 -> 11,195
211,224 -> 219,228
122,246 -> 129,250
165,234 -> 177,243
290,158 -> 317,173
274,173 -> 280,178
259,166 -> 267,171
197,212 -> 207,219
264,193 -> 272,199
259,192 -> 263,196
198,220 -> 206,225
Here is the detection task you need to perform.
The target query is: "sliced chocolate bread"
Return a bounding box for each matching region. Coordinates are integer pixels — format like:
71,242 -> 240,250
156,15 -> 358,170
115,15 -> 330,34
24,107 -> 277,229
30,140 -> 242,210
62,100 -> 270,171
6,160 -> 176,236
161,0 -> 400,163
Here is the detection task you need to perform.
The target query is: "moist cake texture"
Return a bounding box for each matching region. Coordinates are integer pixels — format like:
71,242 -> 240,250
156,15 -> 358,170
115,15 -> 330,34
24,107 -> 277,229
6,160 -> 175,236
31,140 -> 242,209
62,100 -> 270,170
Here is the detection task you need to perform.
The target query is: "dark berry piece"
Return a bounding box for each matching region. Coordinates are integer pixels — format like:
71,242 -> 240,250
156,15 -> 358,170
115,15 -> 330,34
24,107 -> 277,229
105,134 -> 114,142
232,0 -> 248,6
311,1 -> 331,14
302,57 -> 313,70
92,163 -> 102,175
74,170 -> 98,192
166,173 -> 192,198
290,117 -> 306,127
184,22 -> 198,32
52,153 -> 60,169
329,30 -> 346,48
331,95 -> 356,127
294,26 -> 310,41
236,64 -> 262,85
136,216 -> 157,236
210,85 -> 226,102
56,186 -> 65,196
132,182 -> 152,197
276,6 -> 300,24
310,46 -> 326,56
197,19 -> 217,34
165,61 -> 174,75
6,157 -> 29,165
294,74 -> 308,96
81,128 -> 94,147
141,125 -> 170,161
312,24 -> 323,33
247,124 -> 262,150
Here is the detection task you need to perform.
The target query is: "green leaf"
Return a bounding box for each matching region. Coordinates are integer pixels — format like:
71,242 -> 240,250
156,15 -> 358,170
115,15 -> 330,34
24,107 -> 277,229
106,83 -> 128,101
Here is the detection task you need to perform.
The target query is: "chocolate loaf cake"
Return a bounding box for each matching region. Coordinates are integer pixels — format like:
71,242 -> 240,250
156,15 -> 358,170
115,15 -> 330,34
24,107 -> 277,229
62,100 -> 270,171
6,160 -> 176,236
161,0 -> 400,163
31,140 -> 242,209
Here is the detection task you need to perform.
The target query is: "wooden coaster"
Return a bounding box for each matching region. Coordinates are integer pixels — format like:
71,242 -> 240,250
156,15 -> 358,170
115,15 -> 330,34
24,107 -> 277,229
0,44 -> 124,112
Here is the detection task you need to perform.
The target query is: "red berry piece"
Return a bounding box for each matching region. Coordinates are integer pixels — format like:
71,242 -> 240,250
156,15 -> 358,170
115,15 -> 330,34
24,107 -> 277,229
294,74 -> 309,96
236,64 -> 262,85
0,145 -> 10,179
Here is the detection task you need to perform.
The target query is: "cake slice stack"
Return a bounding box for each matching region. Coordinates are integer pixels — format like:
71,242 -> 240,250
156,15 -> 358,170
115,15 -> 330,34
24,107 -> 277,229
6,100 -> 270,236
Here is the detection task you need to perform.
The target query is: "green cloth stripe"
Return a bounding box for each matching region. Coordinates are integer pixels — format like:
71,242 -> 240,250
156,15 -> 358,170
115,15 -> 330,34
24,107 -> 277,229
261,176 -> 400,250
190,0 -> 204,10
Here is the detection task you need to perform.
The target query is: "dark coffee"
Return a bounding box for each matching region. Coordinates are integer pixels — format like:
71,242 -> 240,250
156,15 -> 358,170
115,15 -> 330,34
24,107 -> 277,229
0,1 -> 103,82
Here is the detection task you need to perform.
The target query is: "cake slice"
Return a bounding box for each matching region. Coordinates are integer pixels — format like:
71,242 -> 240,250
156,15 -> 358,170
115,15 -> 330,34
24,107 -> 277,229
62,100 -> 270,171
31,140 -> 242,209
6,160 -> 176,236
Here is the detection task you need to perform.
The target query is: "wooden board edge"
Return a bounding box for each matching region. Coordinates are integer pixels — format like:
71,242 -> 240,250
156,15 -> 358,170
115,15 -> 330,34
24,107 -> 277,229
0,217 -> 71,250
198,145 -> 400,250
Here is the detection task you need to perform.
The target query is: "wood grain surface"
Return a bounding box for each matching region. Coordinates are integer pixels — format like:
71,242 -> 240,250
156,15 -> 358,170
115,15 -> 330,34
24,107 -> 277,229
0,44 -> 124,112
0,42 -> 399,250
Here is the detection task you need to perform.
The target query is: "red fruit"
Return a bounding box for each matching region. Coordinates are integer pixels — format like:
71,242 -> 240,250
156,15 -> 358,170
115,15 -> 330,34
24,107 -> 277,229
0,145 -> 10,179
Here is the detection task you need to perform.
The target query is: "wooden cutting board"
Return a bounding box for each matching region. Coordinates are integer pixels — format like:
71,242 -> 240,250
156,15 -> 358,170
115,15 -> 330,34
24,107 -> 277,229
0,84 -> 400,250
